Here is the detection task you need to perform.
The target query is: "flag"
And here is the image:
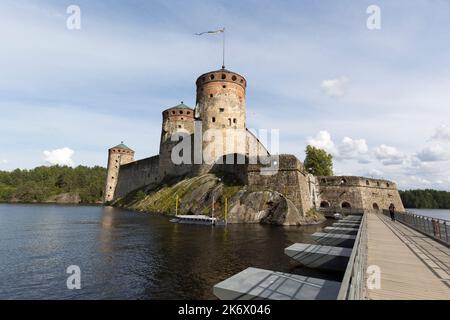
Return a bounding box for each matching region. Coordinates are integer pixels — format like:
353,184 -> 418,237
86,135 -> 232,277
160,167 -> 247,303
195,28 -> 225,36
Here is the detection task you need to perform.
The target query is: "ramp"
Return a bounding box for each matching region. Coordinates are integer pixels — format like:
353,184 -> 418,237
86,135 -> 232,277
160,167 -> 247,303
285,243 -> 352,271
213,267 -> 341,300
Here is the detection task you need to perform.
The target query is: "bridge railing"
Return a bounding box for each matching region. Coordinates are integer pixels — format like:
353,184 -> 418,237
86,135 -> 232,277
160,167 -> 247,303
383,210 -> 450,246
337,213 -> 367,300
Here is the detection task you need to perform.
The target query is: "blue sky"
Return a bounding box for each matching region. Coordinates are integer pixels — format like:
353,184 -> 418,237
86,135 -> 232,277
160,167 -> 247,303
1,0 -> 450,190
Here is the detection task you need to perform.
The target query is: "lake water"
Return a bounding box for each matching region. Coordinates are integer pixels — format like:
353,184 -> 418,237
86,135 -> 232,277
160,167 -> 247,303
407,209 -> 450,221
0,204 -> 338,300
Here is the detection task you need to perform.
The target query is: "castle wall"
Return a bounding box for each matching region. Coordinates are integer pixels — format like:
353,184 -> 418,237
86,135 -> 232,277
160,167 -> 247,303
317,176 -> 405,213
159,106 -> 195,181
247,154 -> 313,216
103,147 -> 134,202
196,69 -> 247,161
114,155 -> 160,199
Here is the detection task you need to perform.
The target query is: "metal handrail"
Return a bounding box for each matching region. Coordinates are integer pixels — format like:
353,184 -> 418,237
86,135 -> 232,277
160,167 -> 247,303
337,213 -> 367,300
383,210 -> 450,246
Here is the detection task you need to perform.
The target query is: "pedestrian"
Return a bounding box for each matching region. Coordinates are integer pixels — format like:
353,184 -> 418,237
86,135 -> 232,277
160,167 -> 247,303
389,203 -> 396,222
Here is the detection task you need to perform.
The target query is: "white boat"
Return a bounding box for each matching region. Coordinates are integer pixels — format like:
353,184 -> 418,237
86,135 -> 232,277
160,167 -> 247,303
171,215 -> 221,225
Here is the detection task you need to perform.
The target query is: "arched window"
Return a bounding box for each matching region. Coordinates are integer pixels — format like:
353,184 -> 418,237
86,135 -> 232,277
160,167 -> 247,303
320,201 -> 330,208
373,203 -> 379,210
342,202 -> 351,209
340,178 -> 347,185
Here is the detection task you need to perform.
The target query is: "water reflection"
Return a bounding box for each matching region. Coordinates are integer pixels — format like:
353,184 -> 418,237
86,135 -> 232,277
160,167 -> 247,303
0,204 -> 340,300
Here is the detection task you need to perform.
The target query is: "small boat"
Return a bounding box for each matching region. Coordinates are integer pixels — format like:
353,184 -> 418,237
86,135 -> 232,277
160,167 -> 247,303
170,215 -> 220,226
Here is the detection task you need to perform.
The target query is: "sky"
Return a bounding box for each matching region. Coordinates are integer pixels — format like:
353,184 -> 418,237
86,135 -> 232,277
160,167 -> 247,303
0,0 -> 449,191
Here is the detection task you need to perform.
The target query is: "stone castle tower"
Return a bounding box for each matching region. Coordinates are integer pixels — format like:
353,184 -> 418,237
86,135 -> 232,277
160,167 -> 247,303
195,68 -> 247,162
103,143 -> 135,202
158,103 -> 195,180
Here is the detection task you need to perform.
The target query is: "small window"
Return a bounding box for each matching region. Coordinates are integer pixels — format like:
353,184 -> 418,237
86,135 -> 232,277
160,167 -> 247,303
178,125 -> 182,128
386,183 -> 390,187
181,117 -> 184,120
202,77 -> 206,82
377,182 -> 380,187
210,94 -> 213,98
210,74 -> 215,80
219,108 -> 224,112
187,111 -> 190,115
232,75 -> 237,81
172,111 -> 175,114
222,85 -> 226,89
233,118 -> 237,124
212,117 -> 216,123
221,74 -> 226,80
366,180 -> 370,186
111,177 -> 114,180
228,118 -> 231,126
179,110 -> 183,114
109,186 -> 112,189
340,178 -> 347,185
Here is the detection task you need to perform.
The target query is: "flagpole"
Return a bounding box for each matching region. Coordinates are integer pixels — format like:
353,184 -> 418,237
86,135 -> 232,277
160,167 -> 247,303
222,28 -> 226,69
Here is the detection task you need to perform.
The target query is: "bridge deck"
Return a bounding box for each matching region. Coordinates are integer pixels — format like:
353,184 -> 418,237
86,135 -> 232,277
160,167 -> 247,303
366,213 -> 450,300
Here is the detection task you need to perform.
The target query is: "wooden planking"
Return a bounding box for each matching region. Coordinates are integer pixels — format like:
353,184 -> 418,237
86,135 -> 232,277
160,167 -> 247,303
366,213 -> 450,300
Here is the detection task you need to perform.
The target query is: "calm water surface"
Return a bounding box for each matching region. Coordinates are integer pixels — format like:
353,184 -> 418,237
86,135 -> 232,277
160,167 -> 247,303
0,204 -> 338,300
407,209 -> 450,221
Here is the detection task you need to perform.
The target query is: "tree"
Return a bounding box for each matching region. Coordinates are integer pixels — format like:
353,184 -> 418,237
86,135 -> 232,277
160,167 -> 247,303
304,145 -> 333,176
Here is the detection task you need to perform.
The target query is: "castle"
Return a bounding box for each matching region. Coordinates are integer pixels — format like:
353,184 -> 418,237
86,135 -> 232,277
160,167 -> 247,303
103,67 -> 405,218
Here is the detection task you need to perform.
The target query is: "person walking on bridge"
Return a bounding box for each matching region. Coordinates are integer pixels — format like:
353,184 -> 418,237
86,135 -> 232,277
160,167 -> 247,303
389,203 -> 396,222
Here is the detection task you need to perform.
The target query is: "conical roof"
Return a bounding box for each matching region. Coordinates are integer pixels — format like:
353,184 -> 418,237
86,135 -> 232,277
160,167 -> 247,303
111,142 -> 133,151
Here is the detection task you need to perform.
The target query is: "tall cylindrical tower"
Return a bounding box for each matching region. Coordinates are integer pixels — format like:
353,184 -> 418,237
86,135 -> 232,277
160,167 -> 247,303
195,68 -> 247,162
158,103 -> 195,180
103,142 -> 135,203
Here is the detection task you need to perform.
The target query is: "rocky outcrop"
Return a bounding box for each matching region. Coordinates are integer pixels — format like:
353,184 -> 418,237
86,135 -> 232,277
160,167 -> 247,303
45,193 -> 81,204
114,174 -> 325,226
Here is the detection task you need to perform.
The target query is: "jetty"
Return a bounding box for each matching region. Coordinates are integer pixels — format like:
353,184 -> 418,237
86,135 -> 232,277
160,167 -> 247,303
213,210 -> 450,300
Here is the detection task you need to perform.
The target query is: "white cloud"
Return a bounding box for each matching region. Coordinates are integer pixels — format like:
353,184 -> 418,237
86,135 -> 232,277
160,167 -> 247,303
43,147 -> 75,167
366,169 -> 384,178
338,137 -> 368,160
306,131 -> 338,155
374,144 -> 405,166
431,125 -> 450,141
416,144 -> 449,162
321,77 -> 349,97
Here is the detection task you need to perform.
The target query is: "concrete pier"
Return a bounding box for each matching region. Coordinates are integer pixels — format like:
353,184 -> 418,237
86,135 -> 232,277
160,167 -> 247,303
285,243 -> 352,271
213,267 -> 341,300
333,222 -> 360,228
312,232 -> 356,248
324,226 -> 359,235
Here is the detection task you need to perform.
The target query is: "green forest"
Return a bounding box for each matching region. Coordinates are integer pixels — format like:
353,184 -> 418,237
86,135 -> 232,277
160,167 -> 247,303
0,166 -> 106,203
400,189 -> 450,209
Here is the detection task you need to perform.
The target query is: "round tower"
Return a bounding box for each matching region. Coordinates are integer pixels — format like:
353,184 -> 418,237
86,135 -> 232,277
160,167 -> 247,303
158,103 -> 195,180
195,68 -> 247,162
103,142 -> 135,203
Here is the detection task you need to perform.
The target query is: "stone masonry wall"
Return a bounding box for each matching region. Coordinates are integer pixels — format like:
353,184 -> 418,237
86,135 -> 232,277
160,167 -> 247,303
317,176 -> 405,212
114,155 -> 160,199
247,154 -> 313,216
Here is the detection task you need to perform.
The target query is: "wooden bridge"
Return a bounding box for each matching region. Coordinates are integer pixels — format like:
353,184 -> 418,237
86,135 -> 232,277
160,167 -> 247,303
213,212 -> 450,300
